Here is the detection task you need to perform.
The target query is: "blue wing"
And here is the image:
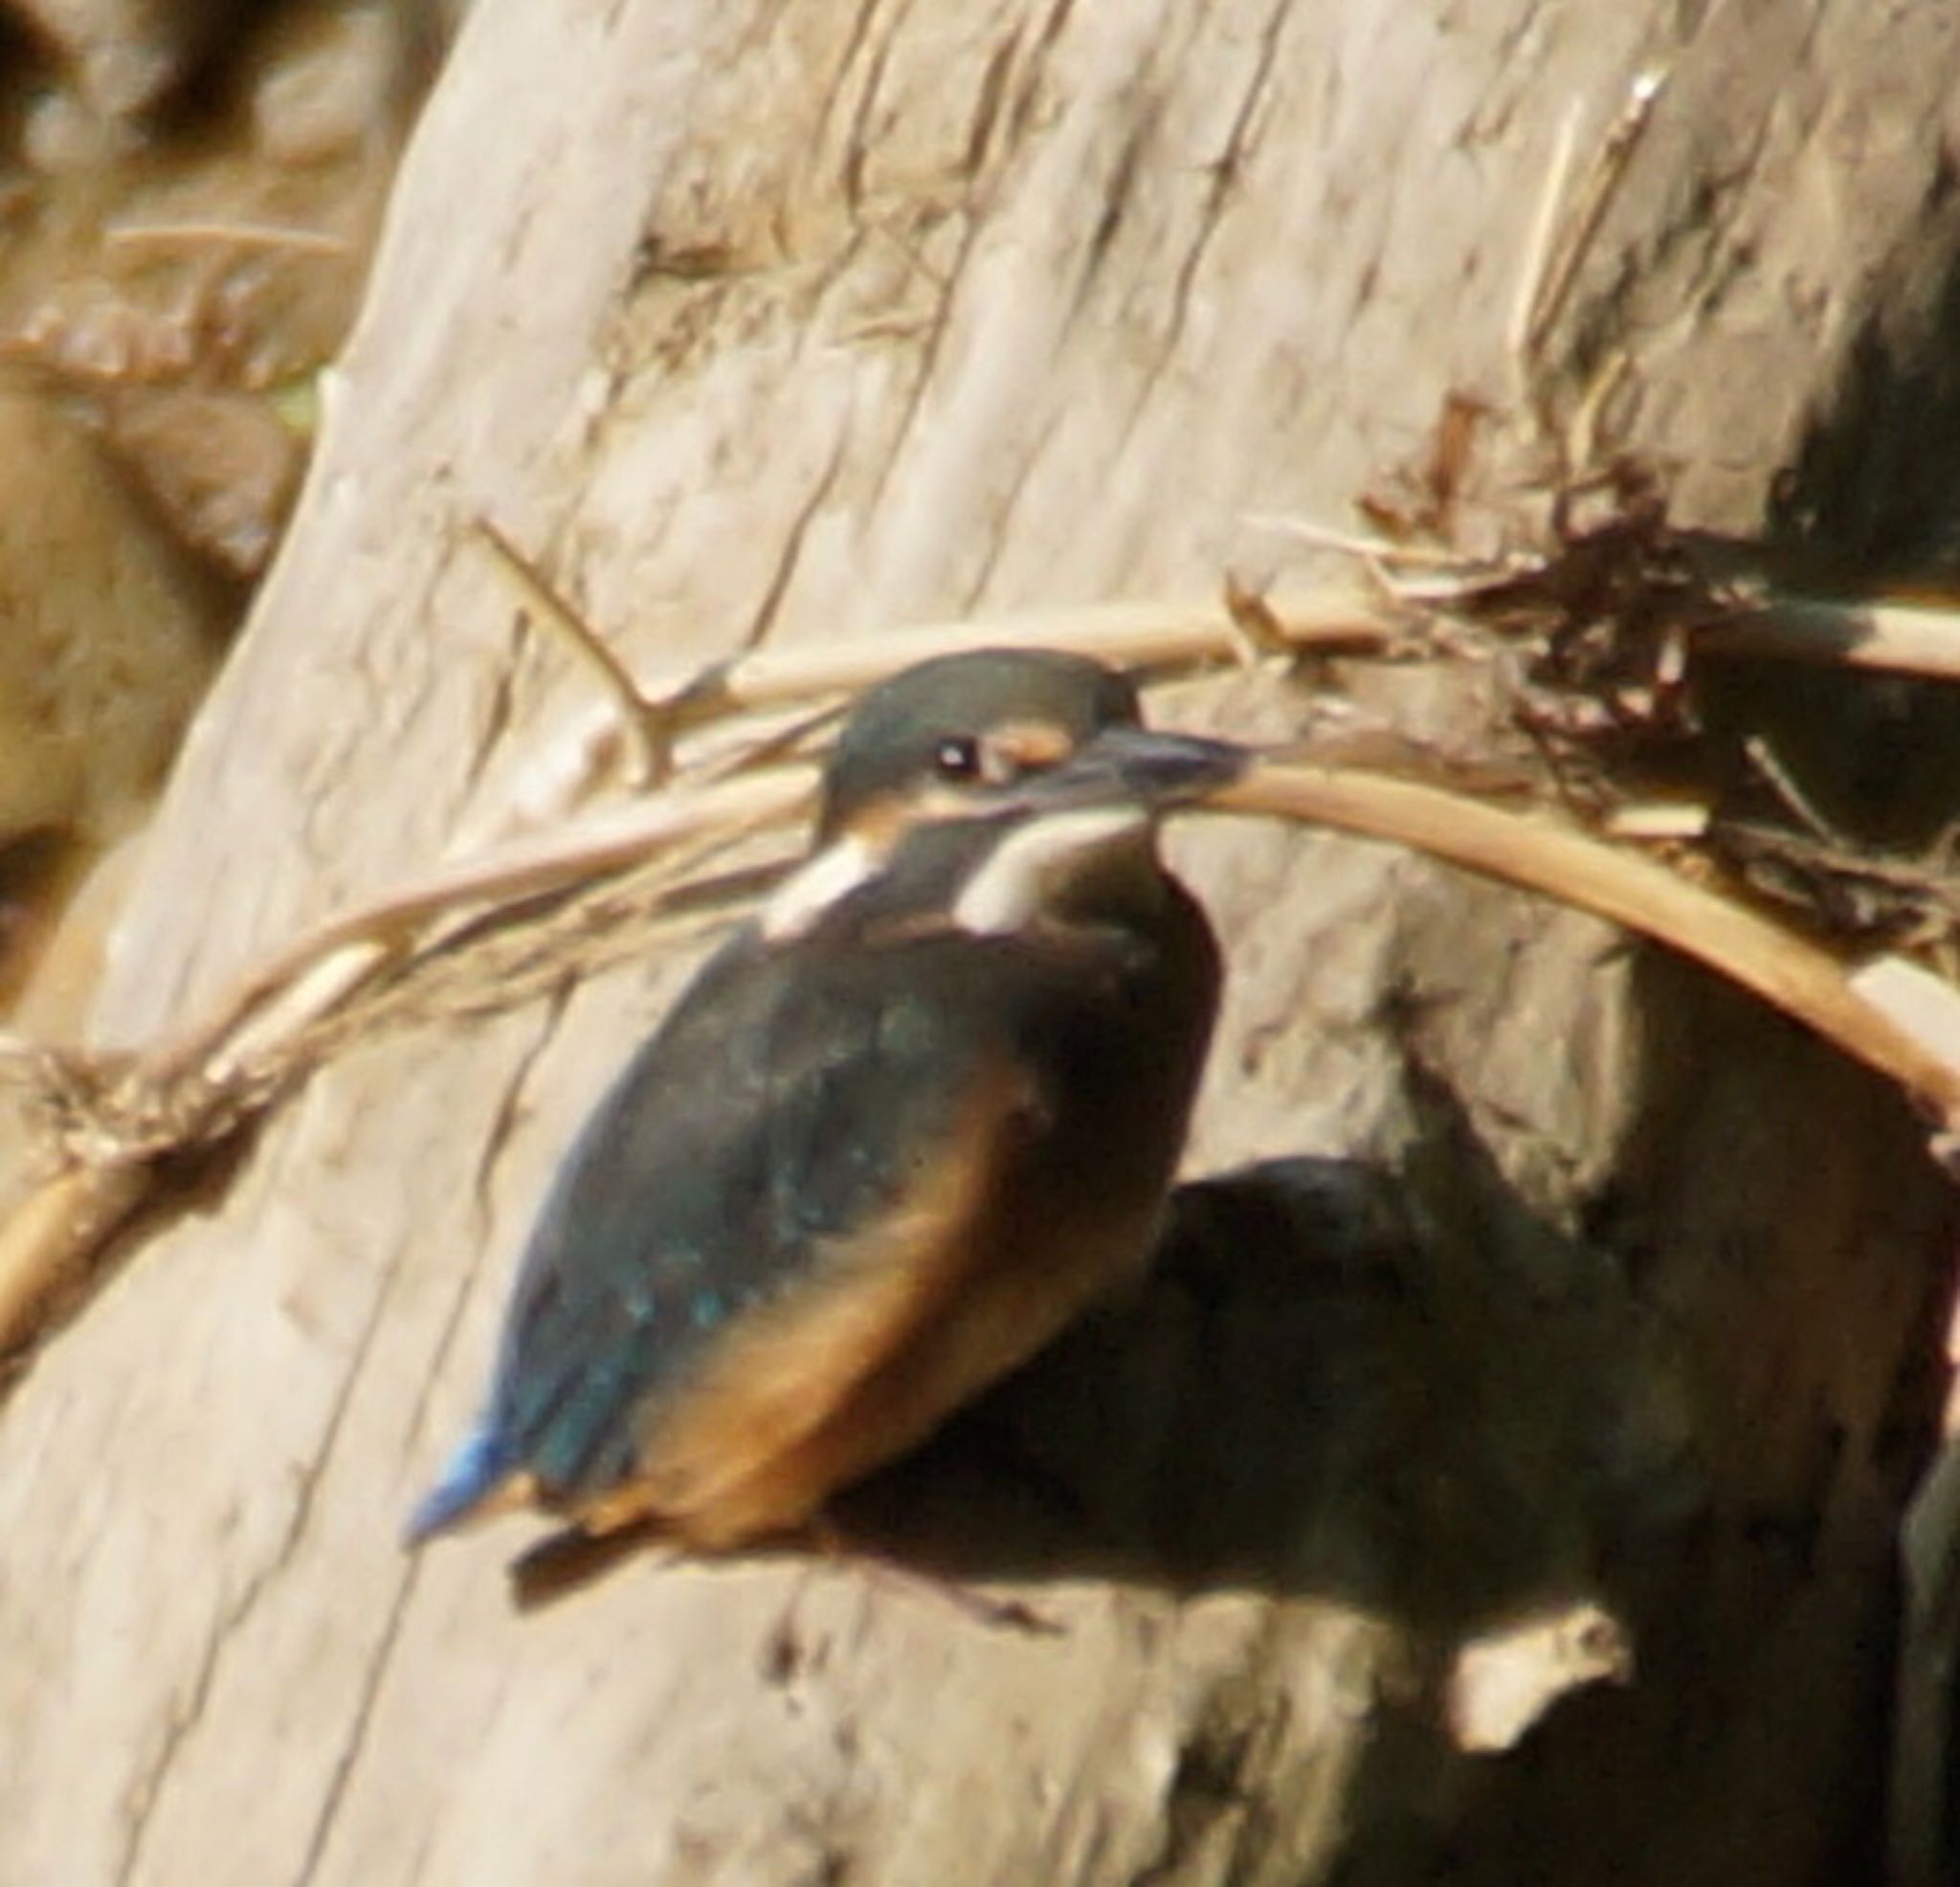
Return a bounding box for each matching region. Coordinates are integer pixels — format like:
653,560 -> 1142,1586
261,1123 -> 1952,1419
408,843 -> 1217,1546
409,920 -> 1021,1540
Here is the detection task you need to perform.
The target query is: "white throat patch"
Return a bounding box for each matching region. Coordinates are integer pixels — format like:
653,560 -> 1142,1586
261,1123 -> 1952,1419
952,806 -> 1150,936
760,832 -> 880,941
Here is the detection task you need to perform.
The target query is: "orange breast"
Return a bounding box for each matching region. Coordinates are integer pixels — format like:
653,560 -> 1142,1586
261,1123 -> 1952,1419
571,1070 -> 1159,1552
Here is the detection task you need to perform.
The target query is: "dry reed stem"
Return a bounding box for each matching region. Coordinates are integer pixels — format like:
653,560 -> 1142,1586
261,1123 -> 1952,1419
625,588 -> 1396,720
1704,593 -> 1960,683
1209,760 -> 1960,1127
143,766 -> 816,1089
1268,499 -> 1960,689
0,1164 -> 151,1364
101,220 -> 353,256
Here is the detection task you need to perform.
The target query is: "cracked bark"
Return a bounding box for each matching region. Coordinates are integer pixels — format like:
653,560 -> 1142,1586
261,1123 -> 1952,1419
4,3 -> 1958,1884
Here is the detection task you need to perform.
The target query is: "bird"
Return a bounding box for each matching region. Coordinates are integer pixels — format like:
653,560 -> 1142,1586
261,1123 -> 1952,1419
405,646 -> 1244,1594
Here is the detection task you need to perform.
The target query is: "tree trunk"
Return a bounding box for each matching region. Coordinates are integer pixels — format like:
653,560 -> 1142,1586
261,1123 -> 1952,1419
4,4 -> 1956,1883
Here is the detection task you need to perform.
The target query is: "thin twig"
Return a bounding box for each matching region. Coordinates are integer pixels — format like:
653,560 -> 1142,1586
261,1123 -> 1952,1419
1239,511 -> 1493,571
1742,735 -> 1848,849
475,517 -> 674,787
1520,67 -> 1668,363
102,220 -> 352,257
1509,101 -> 1582,380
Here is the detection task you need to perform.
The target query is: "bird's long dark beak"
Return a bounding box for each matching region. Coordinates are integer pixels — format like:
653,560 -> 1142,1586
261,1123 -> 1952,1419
1033,724 -> 1251,810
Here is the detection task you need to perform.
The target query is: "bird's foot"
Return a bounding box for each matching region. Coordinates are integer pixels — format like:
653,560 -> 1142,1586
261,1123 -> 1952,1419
805,1514 -> 1063,1635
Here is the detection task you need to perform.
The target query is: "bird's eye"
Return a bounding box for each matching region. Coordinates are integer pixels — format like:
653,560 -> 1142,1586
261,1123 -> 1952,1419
933,736 -> 984,781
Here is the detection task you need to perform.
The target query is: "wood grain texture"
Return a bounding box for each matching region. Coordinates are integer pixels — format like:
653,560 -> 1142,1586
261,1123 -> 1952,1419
4,4 -> 1958,1884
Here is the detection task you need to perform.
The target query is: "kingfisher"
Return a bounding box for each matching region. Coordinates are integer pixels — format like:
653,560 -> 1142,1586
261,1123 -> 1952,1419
406,646 -> 1243,1592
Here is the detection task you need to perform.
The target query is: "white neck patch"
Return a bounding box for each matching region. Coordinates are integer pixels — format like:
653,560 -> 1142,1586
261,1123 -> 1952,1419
952,806 -> 1150,936
760,832 -> 880,941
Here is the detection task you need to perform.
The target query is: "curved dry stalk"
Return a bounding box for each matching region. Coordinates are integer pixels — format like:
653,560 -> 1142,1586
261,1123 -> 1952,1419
0,1164 -> 152,1366
1704,593 -> 1960,684
458,554 -> 1399,843
143,766 -> 816,1090
1207,760 -> 1960,1128
474,518 -> 1395,795
476,517 -> 677,787
629,588 -> 1397,722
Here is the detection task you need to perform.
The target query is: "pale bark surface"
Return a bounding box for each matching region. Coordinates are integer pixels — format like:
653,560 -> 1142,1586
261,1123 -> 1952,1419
4,5 -> 1958,1885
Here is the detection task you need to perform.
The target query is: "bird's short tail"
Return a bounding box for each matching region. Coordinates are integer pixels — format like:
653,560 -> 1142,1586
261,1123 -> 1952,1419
404,1418 -> 519,1546
508,1517 -> 661,1610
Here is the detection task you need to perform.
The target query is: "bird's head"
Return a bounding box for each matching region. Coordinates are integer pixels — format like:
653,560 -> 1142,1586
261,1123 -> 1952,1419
766,648 -> 1245,942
